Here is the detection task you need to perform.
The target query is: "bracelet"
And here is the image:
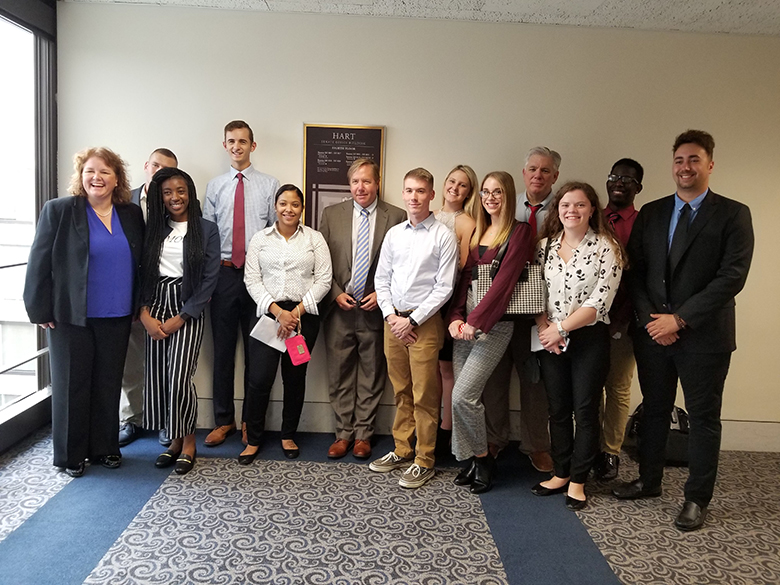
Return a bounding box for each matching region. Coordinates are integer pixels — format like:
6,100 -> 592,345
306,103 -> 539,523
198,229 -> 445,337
673,313 -> 687,330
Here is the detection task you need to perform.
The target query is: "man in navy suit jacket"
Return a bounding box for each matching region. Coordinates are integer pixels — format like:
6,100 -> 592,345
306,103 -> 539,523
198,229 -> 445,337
613,130 -> 754,532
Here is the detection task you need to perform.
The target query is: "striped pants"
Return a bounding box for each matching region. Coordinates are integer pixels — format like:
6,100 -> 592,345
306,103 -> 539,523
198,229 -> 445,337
143,276 -> 204,439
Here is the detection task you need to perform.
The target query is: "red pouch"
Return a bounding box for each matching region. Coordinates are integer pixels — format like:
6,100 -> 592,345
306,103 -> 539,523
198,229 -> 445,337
285,334 -> 310,365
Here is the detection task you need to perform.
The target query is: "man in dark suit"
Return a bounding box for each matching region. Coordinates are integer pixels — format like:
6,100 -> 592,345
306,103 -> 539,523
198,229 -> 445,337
319,158 -> 406,460
118,148 -> 178,448
613,130 -> 754,532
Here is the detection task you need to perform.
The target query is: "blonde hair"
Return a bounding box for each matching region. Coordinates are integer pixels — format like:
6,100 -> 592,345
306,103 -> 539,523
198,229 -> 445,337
67,147 -> 132,205
404,167 -> 434,189
441,165 -> 478,214
471,171 -> 517,250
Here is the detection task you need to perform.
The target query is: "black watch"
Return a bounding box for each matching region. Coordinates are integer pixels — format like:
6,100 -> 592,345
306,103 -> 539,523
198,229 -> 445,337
408,316 -> 419,327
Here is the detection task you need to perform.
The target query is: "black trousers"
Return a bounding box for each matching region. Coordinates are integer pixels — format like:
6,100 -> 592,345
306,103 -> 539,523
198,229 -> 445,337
538,322 -> 610,483
244,302 -> 320,444
634,341 -> 731,507
209,265 -> 256,426
48,316 -> 131,468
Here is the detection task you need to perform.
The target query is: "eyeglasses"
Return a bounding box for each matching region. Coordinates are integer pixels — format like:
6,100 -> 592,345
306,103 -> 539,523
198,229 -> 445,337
479,189 -> 503,199
607,174 -> 640,186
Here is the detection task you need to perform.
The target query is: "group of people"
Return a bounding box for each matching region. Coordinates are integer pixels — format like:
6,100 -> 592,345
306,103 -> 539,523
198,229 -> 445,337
23,122 -> 753,532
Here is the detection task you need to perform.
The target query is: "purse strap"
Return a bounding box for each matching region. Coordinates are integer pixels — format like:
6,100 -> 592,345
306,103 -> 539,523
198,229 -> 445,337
489,222 -> 518,279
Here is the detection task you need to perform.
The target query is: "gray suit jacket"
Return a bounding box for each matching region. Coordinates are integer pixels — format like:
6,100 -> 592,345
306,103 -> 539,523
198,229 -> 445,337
319,198 -> 406,324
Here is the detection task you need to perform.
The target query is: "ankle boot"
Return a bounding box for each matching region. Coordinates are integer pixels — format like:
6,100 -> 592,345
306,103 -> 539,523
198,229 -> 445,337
470,453 -> 496,494
453,457 -> 476,486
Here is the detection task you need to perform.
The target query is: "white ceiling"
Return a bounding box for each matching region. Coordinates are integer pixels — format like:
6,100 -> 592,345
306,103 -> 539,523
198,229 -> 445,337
64,0 -> 780,36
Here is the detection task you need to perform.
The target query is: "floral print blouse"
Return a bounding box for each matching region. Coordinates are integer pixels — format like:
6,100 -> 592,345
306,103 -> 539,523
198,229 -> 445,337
536,228 -> 622,326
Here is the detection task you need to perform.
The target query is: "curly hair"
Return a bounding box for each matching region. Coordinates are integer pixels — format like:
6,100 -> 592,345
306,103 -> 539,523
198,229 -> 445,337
67,147 -> 132,204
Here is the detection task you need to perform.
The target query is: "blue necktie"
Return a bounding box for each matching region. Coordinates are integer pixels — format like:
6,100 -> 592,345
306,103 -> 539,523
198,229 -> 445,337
352,208 -> 370,301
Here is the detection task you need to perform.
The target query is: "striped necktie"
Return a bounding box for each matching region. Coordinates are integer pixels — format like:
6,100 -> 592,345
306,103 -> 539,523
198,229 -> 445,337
352,208 -> 370,301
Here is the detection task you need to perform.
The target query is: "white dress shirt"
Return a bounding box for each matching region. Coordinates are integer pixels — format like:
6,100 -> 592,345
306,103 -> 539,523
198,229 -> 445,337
346,198 -> 378,296
203,164 -> 280,260
536,228 -> 622,325
244,223 -> 333,316
375,213 -> 458,326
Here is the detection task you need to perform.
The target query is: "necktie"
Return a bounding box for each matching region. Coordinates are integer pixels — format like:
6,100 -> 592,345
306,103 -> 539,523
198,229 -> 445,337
352,208 -> 370,301
668,203 -> 691,269
607,211 -> 620,228
528,204 -> 542,234
232,172 -> 245,268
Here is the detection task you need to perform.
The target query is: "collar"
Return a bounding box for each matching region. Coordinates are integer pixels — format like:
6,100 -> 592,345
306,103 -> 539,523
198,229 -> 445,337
605,204 -> 636,220
404,211 -> 436,231
267,221 -> 304,238
553,227 -> 597,248
522,189 -> 555,210
230,164 -> 254,180
353,198 -> 378,215
674,189 -> 708,213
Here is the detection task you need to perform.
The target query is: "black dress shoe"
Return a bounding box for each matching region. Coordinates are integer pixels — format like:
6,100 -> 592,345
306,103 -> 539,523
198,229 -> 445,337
238,449 -> 259,465
118,422 -> 139,447
98,455 -> 122,469
470,454 -> 495,494
531,481 -> 569,496
675,501 -> 707,531
65,462 -> 86,478
565,495 -> 588,511
612,478 -> 662,500
155,449 -> 181,468
175,453 -> 196,475
453,458 -> 476,486
597,453 -> 619,481
159,429 -> 172,447
282,447 -> 300,459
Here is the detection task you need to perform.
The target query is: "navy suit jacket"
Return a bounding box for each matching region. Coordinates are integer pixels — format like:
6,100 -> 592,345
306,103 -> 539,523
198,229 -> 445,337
627,190 -> 753,353
24,196 -> 145,326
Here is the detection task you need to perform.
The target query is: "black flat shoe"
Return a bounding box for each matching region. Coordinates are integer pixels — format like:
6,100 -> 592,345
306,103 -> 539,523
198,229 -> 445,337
531,481 -> 569,496
65,462 -> 86,478
565,495 -> 588,511
238,449 -> 259,465
155,449 -> 181,468
470,453 -> 496,495
453,458 -> 476,486
612,478 -> 662,500
674,501 -> 707,531
98,455 -> 122,469
282,447 -> 300,459
175,453 -> 196,475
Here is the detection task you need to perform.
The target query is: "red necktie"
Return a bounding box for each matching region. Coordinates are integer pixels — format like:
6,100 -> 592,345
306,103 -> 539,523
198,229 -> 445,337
608,211 -> 620,228
528,204 -> 542,234
231,172 -> 245,268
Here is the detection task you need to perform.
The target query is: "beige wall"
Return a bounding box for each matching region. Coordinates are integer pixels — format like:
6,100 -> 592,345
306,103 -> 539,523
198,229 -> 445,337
57,3 -> 779,447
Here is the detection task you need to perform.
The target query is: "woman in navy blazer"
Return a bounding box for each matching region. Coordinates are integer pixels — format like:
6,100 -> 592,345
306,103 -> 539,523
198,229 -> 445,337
138,168 -> 220,475
24,147 -> 144,477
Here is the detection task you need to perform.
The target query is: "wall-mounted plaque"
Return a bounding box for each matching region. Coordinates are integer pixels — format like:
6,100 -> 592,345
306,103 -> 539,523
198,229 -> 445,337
303,124 -> 385,229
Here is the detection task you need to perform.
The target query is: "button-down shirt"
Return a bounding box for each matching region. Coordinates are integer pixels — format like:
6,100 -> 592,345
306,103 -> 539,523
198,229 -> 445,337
516,189 -> 556,234
537,228 -> 622,325
375,213 -> 458,326
346,198 -> 378,296
668,189 -> 708,249
244,223 -> 333,316
203,164 -> 280,260
604,205 -> 638,329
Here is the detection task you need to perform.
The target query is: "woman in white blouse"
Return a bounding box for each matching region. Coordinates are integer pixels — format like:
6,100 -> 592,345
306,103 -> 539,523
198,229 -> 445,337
239,184 -> 332,463
531,181 -> 624,510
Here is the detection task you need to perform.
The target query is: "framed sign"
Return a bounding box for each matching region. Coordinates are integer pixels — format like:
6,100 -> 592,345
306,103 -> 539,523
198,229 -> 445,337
303,124 -> 385,228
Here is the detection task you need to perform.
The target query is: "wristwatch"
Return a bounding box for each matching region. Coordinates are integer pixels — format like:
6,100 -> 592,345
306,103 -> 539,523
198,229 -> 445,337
408,316 -> 419,328
556,321 -> 568,339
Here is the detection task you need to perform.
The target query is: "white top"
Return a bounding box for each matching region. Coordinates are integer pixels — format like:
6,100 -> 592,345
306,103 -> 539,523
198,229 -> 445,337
203,164 -> 280,260
375,213 -> 458,326
536,228 -> 622,325
244,222 -> 333,316
159,220 -> 187,278
346,198 -> 378,296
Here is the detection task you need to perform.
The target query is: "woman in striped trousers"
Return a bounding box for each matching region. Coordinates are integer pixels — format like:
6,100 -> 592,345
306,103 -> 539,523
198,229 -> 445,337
139,168 -> 220,475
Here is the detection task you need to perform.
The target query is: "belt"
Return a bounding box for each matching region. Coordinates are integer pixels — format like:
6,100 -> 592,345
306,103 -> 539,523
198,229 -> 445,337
394,309 -> 415,318
220,260 -> 243,269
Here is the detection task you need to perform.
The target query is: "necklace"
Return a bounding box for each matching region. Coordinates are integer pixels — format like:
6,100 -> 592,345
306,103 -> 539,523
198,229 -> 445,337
561,237 -> 579,250
94,205 -> 113,218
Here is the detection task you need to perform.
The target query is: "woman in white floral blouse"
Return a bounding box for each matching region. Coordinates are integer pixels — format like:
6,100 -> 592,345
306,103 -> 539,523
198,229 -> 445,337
531,181 -> 625,511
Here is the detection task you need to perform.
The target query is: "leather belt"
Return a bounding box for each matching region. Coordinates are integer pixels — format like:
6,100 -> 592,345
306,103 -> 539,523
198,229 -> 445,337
220,260 -> 242,269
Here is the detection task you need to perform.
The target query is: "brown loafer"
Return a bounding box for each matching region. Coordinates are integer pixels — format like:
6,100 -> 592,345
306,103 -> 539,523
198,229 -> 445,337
204,423 -> 236,447
529,451 -> 554,473
353,439 -> 372,459
328,439 -> 351,459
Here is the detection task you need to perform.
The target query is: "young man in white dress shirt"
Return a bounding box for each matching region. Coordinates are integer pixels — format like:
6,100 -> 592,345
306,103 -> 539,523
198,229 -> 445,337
202,120 -> 280,446
370,168 -> 458,489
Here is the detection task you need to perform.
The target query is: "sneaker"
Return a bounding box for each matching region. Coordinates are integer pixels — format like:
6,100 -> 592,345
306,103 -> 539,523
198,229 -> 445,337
369,451 -> 413,473
399,463 -> 435,489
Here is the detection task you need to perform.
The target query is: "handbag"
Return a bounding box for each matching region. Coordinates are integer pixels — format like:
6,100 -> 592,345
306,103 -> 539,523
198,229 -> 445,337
622,403 -> 690,467
284,309 -> 311,366
466,225 -> 548,318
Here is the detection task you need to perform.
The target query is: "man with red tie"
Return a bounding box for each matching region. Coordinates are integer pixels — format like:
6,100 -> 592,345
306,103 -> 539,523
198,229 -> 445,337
594,158 -> 642,481
202,120 -> 280,446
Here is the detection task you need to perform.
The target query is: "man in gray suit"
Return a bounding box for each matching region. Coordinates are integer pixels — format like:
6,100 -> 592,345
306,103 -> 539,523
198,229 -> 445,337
118,148 -> 178,447
319,158 -> 407,460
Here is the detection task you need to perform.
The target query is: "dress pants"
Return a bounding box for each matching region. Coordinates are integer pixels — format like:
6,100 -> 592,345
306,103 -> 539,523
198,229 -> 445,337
600,331 -> 635,455
324,307 -> 387,442
144,277 -> 205,440
384,314 -> 444,469
119,319 -> 145,426
634,341 -> 731,507
244,304 -> 320,445
48,316 -> 131,468
538,322 -> 610,484
483,319 -> 551,453
210,265 -> 256,426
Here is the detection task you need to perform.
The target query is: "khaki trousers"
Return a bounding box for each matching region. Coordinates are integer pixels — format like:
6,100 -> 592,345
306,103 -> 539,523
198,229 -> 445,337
600,332 -> 636,455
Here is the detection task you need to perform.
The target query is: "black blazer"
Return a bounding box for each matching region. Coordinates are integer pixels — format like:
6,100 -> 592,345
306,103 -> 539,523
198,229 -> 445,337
139,217 -> 221,319
627,190 -> 753,353
24,196 -> 145,327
